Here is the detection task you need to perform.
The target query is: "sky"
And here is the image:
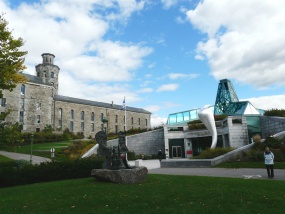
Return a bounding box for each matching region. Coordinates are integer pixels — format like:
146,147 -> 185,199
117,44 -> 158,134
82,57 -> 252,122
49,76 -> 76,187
1,0 -> 285,127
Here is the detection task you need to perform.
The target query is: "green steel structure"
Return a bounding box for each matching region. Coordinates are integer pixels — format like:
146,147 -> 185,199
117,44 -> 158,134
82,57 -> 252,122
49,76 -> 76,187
214,79 -> 239,115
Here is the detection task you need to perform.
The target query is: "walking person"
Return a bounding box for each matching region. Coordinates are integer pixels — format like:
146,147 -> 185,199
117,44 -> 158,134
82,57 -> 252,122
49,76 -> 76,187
158,150 -> 162,162
264,147 -> 274,179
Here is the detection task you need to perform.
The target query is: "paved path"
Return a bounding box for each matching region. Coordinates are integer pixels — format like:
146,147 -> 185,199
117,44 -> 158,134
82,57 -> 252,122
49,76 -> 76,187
129,159 -> 285,180
0,151 -> 51,164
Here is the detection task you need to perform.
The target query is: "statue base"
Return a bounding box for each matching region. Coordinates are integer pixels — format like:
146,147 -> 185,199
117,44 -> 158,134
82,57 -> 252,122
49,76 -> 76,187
91,167 -> 148,184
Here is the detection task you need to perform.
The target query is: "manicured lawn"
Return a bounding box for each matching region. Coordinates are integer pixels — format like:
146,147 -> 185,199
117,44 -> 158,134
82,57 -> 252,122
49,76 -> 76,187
216,161 -> 285,169
3,141 -> 72,160
0,175 -> 285,213
0,154 -> 13,163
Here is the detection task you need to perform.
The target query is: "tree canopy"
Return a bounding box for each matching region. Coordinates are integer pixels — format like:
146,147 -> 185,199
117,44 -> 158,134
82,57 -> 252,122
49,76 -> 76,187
0,14 -> 28,97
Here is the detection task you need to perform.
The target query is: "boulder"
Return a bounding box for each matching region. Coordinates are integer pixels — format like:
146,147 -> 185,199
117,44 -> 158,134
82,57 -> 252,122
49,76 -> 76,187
91,167 -> 148,184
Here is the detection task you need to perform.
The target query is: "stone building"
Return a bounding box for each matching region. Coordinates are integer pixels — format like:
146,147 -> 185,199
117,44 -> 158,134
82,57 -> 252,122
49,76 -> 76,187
0,53 -> 151,137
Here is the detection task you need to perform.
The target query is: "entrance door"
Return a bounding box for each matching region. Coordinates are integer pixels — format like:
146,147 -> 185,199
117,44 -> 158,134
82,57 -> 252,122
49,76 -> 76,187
172,146 -> 182,158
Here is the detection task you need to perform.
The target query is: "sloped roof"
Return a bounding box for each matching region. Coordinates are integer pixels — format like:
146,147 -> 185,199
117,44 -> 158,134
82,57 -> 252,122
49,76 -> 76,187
54,95 -> 151,114
24,73 -> 53,86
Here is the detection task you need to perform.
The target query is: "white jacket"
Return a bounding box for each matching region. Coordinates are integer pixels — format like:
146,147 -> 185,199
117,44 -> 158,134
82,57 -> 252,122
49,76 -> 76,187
264,151 -> 274,165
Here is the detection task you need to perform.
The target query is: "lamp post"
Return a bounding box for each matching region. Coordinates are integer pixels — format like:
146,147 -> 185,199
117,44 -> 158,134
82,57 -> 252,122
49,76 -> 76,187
30,134 -> 34,163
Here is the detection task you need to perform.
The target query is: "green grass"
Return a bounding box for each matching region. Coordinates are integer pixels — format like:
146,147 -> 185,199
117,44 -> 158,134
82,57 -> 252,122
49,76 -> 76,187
216,161 -> 285,169
0,154 -> 13,163
0,175 -> 285,213
3,141 -> 72,160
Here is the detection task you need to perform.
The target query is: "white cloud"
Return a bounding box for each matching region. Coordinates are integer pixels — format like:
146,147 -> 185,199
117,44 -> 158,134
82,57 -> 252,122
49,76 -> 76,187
137,88 -> 153,93
186,0 -> 285,88
151,114 -> 167,127
242,95 -> 285,110
168,73 -> 199,80
161,0 -> 178,9
1,0 -> 152,105
145,105 -> 161,113
175,16 -> 186,24
157,84 -> 179,92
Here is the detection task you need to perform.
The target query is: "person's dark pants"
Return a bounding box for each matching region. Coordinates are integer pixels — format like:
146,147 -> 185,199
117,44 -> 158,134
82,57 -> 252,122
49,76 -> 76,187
266,164 -> 274,178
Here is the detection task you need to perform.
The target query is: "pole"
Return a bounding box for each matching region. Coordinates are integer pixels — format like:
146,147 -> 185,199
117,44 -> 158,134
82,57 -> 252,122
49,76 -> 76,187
30,134 -> 33,163
124,97 -> 128,160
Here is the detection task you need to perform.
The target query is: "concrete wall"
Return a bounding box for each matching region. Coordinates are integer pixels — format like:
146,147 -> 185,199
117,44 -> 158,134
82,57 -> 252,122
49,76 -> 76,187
107,129 -> 164,155
260,116 -> 285,137
227,116 -> 249,148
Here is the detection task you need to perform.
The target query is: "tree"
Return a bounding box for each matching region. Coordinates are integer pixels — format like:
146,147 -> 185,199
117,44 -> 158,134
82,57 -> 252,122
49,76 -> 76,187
0,13 -> 28,97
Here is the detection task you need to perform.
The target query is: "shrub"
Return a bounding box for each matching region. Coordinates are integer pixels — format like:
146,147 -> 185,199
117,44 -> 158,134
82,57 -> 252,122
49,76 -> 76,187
127,151 -> 137,160
264,109 -> 285,117
0,157 -> 104,188
193,147 -> 234,159
61,140 -> 96,159
264,137 -> 281,149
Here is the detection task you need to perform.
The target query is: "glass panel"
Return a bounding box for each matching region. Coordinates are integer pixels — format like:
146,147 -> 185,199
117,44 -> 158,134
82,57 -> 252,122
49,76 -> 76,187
176,113 -> 183,123
169,114 -> 177,124
190,110 -> 198,120
183,111 -> 190,121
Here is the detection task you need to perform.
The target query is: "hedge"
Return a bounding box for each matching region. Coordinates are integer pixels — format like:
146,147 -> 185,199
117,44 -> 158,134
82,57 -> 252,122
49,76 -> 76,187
0,157 -> 104,188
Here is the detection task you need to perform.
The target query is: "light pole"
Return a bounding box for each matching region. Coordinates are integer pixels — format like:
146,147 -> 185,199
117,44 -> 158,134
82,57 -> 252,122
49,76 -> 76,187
30,134 -> 34,163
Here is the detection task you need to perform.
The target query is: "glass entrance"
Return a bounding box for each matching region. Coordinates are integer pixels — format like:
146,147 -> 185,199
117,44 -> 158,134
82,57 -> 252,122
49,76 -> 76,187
172,146 -> 182,158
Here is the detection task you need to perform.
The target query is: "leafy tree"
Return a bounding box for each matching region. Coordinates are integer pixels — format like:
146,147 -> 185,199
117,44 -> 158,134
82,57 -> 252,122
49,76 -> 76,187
264,109 -> 285,117
0,13 -> 28,97
0,120 -> 24,146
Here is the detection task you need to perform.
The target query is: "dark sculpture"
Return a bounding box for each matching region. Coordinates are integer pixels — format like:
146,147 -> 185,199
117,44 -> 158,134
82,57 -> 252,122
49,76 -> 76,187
95,131 -> 130,170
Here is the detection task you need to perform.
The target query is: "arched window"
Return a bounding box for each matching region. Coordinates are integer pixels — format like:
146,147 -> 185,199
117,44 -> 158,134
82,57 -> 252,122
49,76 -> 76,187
58,108 -> 62,128
81,111 -> 84,120
20,84 -> 25,95
91,112 -> 95,121
70,110 -> 74,119
115,115 -> 118,123
51,72 -> 54,78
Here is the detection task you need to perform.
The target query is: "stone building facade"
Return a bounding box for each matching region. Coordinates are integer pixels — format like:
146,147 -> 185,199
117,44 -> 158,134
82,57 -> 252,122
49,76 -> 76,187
0,53 -> 151,137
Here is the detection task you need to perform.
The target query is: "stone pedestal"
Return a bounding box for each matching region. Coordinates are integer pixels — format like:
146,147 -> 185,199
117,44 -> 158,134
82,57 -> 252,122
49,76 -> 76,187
91,167 -> 148,184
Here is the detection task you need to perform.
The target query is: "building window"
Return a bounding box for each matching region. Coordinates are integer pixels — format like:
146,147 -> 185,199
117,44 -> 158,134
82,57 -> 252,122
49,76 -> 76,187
115,115 -> 118,123
70,110 -> 74,119
0,98 -> 6,107
100,113 -> 104,122
36,102 -> 41,110
123,116 -> 125,123
115,125 -> 118,134
81,111 -> 84,120
91,112 -> 95,121
131,117 -> 134,125
51,72 -> 54,78
36,115 -> 40,123
37,72 -> 40,77
20,84 -> 25,95
58,108 -> 62,118
81,122 -> 84,131
70,121 -> 74,132
138,118 -> 140,126
145,119 -> 148,126
91,123 -> 94,132
58,108 -> 62,128
36,128 -> 40,132
19,111 -> 24,122
58,120 -> 62,128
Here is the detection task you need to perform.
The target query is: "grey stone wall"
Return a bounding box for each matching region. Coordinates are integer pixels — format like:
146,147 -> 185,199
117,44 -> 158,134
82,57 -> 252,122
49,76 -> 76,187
260,116 -> 285,137
1,82 -> 54,132
107,129 -> 164,155
227,116 -> 249,148
54,101 -> 150,138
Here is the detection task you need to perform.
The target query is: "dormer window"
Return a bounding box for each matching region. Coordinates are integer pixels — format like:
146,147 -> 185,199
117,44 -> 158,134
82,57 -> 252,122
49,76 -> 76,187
51,72 -> 54,78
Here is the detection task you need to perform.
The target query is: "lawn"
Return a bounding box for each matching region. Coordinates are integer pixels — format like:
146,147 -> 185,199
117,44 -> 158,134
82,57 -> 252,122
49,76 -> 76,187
0,154 -> 13,163
0,175 -> 285,213
216,161 -> 285,169
3,141 -> 72,160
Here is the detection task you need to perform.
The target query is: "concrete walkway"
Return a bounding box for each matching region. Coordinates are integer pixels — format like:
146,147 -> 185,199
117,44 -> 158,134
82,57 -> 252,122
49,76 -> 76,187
0,151 -> 51,164
129,159 -> 285,180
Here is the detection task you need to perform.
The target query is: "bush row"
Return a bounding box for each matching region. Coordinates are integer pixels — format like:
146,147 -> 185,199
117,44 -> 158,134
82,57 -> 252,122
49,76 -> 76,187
264,108 -> 285,117
0,157 -> 104,188
193,147 -> 234,159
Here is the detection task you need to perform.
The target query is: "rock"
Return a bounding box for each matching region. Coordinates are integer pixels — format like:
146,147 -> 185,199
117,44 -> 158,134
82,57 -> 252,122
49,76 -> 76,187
91,167 -> 148,184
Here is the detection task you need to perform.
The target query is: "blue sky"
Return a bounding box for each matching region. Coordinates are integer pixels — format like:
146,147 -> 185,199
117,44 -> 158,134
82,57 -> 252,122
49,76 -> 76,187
1,0 -> 285,126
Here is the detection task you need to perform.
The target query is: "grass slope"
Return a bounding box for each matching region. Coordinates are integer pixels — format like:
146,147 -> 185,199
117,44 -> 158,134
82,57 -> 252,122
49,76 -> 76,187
0,175 -> 285,213
0,154 -> 13,163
